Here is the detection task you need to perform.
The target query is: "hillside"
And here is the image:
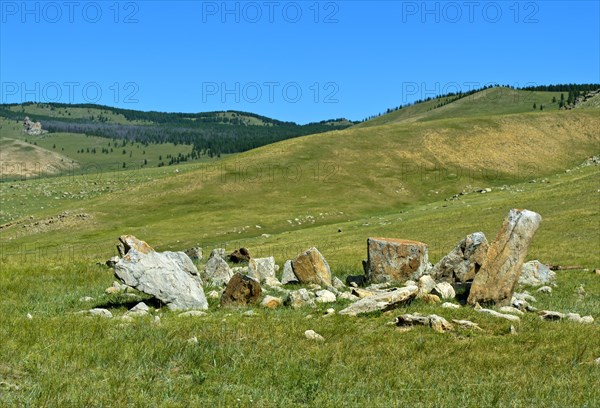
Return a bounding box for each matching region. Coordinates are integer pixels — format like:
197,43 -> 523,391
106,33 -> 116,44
1,87 -> 599,407
1,101 -> 598,266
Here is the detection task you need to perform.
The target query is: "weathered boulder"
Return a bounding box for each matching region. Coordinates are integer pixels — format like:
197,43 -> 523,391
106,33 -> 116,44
519,260 -> 556,286
114,235 -> 208,311
203,255 -> 232,286
291,247 -> 332,286
304,330 -> 325,342
247,257 -> 277,283
338,285 -> 418,316
417,275 -> 436,297
281,260 -> 298,284
220,273 -> 262,307
468,209 -> 542,306
474,307 -> 521,322
315,289 -> 337,303
431,232 -> 488,283
229,247 -> 251,263
284,288 -> 316,309
106,256 -> 120,268
432,282 -> 456,300
364,238 -> 429,283
396,313 -> 453,333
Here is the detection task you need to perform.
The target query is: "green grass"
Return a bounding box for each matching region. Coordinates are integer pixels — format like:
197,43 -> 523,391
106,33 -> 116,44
358,88 -> 565,127
0,91 -> 599,406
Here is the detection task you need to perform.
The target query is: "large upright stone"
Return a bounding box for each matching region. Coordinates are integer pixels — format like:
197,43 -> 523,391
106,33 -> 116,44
431,232 -> 488,283
114,235 -> 208,311
467,209 -> 542,306
291,247 -> 332,286
365,238 -> 429,283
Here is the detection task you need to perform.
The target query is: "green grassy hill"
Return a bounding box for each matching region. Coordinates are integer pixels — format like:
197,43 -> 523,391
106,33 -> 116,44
1,87 -> 599,406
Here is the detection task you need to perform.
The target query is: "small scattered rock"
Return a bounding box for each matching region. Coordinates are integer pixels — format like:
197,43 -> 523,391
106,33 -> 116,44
420,294 -> 441,304
185,247 -> 202,261
441,302 -> 460,309
498,306 -> 524,316
26,313 -> 33,320
537,286 -> 552,294
474,306 -> 520,322
396,313 -> 453,333
261,295 -> 283,309
79,296 -> 94,302
452,319 -> 483,331
228,248 -> 251,263
432,282 -> 456,300
315,289 -> 337,303
178,311 -> 207,317
284,288 -> 316,309
304,329 -> 325,342
509,325 -> 518,335
84,308 -> 113,318
519,260 -> 556,287
204,255 -> 233,287
207,290 -> 220,299
247,257 -> 277,283
187,336 -> 199,344
332,276 -> 345,289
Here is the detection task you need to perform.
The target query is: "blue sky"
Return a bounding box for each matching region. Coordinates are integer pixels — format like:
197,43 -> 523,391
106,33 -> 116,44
1,1 -> 599,123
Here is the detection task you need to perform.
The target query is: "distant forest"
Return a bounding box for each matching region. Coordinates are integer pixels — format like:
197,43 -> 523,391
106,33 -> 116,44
0,104 -> 354,157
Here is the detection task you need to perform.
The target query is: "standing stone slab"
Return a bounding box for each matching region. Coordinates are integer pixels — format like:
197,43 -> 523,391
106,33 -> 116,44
431,232 -> 488,283
291,247 -> 332,286
468,209 -> 542,306
365,238 -> 429,283
114,235 -> 208,311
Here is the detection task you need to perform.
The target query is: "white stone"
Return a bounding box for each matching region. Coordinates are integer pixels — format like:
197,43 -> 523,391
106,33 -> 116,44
304,329 -> 325,342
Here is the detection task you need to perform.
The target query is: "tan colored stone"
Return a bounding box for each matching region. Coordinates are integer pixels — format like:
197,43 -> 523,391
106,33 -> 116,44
291,247 -> 332,286
468,209 -> 542,306
365,238 -> 429,283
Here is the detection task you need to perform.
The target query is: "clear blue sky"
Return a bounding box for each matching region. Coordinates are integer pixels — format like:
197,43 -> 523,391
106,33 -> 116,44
1,1 -> 599,124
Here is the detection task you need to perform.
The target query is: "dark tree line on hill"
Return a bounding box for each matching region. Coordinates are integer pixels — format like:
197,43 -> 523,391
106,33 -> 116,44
0,104 -> 354,157
363,83 -> 600,121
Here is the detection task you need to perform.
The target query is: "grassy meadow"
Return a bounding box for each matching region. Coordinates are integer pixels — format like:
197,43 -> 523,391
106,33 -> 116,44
0,89 -> 599,406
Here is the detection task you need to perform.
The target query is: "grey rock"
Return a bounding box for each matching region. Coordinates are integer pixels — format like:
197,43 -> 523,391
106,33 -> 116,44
247,257 -> 277,283
87,308 -> 113,318
209,248 -> 227,259
396,313 -> 453,333
284,288 -> 316,309
537,286 -> 553,294
332,276 -> 345,290
431,232 -> 488,283
498,306 -> 524,315
432,281 -> 456,300
441,302 -> 460,309
281,260 -> 299,284
178,310 -> 207,317
315,289 -> 337,303
475,307 -> 521,322
114,235 -> 208,311
339,286 -> 418,316
304,329 -> 325,341
519,260 -> 556,286
203,255 -> 233,287
452,319 -> 483,331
